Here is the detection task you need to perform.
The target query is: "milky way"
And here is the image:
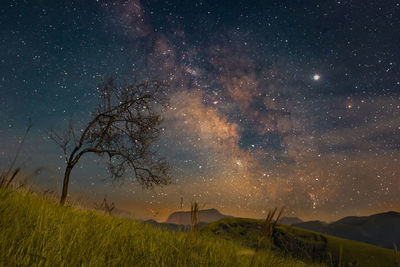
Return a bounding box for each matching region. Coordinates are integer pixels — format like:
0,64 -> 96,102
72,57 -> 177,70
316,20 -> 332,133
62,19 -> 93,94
1,0 -> 399,221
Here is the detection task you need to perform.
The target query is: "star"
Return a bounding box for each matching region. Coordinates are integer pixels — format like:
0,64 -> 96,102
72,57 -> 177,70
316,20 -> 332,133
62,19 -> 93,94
1,0 -> 398,223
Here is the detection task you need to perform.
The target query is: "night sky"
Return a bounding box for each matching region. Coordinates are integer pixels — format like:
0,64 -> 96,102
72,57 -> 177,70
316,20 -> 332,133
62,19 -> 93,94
1,0 -> 400,222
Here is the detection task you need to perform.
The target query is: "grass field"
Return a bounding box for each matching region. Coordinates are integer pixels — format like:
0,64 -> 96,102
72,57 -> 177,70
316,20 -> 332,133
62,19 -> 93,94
0,188 -> 319,267
203,217 -> 398,267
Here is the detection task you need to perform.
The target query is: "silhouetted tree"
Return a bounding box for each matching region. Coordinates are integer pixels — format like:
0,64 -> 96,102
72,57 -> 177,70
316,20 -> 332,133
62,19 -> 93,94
49,78 -> 170,204
94,195 -> 115,215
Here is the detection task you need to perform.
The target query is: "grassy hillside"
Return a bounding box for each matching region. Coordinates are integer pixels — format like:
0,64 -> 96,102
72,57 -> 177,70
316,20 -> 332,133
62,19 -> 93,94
293,212 -> 400,249
202,217 -> 399,267
0,188 -> 317,267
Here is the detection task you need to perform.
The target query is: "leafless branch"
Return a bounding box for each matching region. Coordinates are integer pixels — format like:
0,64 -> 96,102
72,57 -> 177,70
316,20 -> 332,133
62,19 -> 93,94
94,195 -> 115,215
49,77 -> 170,204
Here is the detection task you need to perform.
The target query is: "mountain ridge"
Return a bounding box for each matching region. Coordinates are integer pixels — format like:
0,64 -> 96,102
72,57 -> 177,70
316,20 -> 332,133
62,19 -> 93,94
166,208 -> 232,225
163,209 -> 400,249
293,211 -> 400,249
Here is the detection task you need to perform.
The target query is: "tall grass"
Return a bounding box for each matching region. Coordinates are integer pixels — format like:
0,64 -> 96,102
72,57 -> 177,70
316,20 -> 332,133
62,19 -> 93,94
0,188 -> 311,266
0,120 -> 31,189
256,207 -> 285,251
190,201 -> 199,231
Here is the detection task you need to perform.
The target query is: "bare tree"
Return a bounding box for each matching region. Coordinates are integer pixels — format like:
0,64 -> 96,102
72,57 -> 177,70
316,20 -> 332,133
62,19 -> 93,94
94,195 -> 115,215
49,78 -> 170,205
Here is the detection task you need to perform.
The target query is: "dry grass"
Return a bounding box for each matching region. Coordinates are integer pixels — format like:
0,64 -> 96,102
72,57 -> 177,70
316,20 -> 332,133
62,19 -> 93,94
257,207 -> 285,251
190,201 -> 199,231
0,188 -> 312,267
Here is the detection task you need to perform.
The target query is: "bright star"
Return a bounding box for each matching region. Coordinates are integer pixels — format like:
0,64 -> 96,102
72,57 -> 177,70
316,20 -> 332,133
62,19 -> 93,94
313,74 -> 321,81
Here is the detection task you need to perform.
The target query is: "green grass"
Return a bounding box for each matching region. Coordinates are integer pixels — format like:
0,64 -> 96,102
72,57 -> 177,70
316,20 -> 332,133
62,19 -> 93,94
0,188 -> 316,267
202,217 -> 398,267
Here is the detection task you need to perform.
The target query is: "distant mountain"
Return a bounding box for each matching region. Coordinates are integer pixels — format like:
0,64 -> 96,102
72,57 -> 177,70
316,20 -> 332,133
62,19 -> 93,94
166,208 -> 232,225
293,211 -> 400,249
279,217 -> 303,225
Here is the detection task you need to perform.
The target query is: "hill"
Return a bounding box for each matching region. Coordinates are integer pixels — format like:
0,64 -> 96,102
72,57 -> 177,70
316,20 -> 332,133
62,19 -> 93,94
280,217 -> 304,225
166,208 -> 232,225
293,211 -> 400,249
143,219 -> 198,231
0,188 -> 314,266
166,210 -> 302,226
202,217 -> 398,267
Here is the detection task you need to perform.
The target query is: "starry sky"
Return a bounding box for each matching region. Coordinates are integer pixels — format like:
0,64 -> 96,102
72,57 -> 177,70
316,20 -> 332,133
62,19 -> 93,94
1,0 -> 400,222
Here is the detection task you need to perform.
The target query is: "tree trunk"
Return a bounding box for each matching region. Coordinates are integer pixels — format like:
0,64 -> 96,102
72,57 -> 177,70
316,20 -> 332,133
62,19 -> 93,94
60,164 -> 73,205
